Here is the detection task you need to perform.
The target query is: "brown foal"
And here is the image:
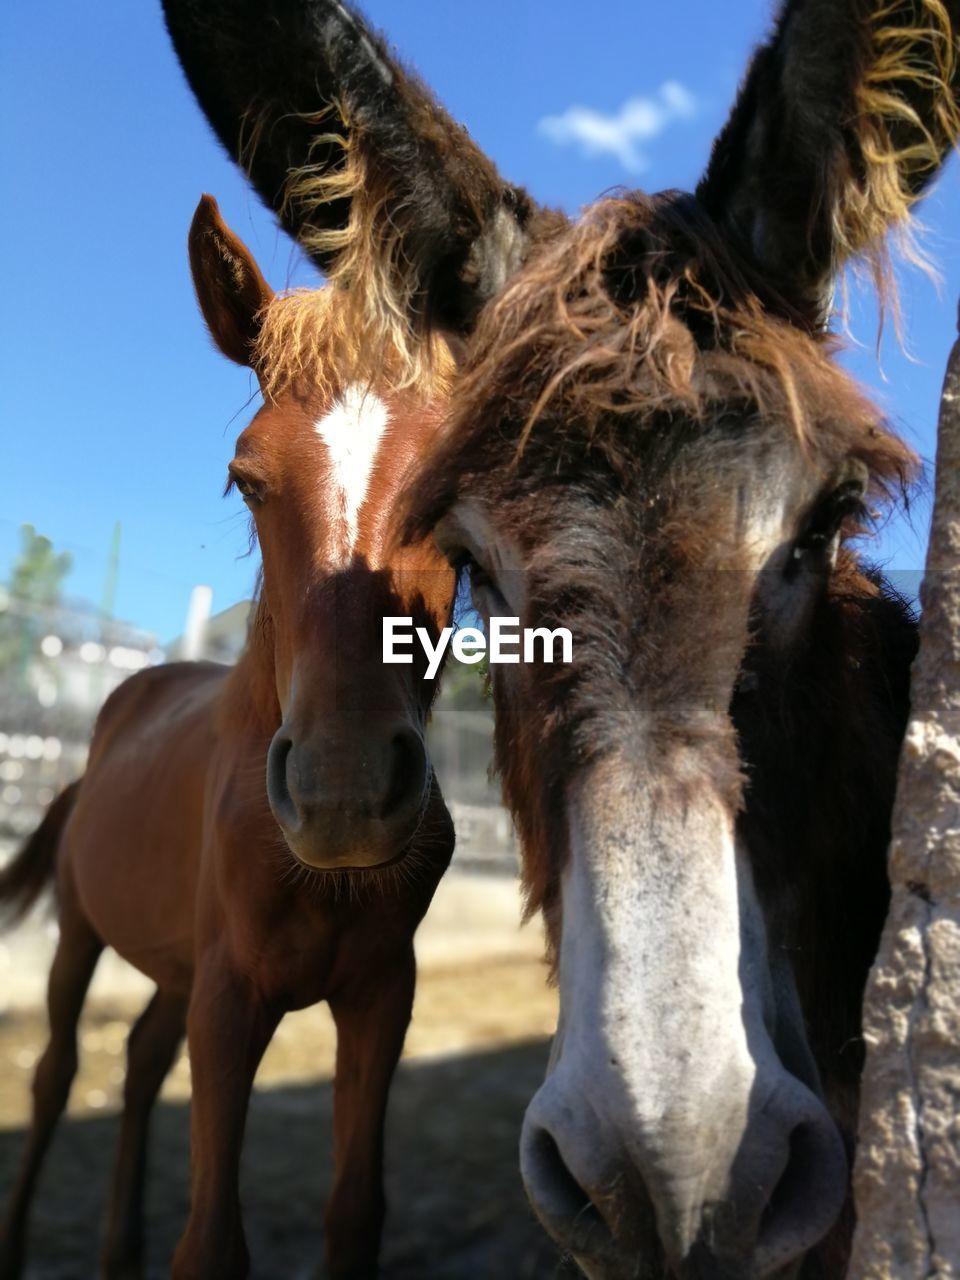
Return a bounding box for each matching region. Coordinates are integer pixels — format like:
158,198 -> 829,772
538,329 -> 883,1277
0,195 -> 456,1280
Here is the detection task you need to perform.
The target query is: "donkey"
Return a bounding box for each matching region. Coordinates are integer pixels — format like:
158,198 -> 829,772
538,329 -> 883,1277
0,195 -> 456,1280
161,1 -> 959,1275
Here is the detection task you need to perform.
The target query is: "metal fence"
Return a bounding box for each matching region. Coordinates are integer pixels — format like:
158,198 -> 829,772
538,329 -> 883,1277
0,596 -> 518,873
428,704 -> 518,873
0,596 -> 160,841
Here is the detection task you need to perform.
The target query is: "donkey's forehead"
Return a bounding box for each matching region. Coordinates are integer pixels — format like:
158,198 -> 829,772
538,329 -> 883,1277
504,429 -> 812,564
472,208 -> 840,426
428,194 -> 911,524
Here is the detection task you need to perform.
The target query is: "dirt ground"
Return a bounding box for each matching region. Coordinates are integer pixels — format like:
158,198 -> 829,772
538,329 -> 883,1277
0,874 -> 575,1279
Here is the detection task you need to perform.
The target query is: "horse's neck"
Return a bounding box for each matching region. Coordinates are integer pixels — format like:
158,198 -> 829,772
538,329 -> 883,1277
218,600 -> 281,738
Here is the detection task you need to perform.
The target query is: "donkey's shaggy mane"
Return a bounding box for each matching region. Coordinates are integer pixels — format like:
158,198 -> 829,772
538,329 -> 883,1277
404,191 -> 918,549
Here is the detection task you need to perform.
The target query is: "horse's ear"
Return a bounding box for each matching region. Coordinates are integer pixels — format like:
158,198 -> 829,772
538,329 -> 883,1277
164,1 -> 559,366
188,194 -> 273,369
697,0 -> 960,327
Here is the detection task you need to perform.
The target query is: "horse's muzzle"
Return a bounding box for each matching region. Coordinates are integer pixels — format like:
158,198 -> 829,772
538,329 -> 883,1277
265,722 -> 428,868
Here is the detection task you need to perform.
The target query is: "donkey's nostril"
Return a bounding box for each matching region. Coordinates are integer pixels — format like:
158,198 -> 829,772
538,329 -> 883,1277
520,1118 -> 616,1261
525,1125 -> 594,1223
754,1108 -> 848,1274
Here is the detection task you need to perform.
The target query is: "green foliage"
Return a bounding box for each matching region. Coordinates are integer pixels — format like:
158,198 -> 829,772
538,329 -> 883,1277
9,525 -> 73,607
0,525 -> 73,691
441,650 -> 490,711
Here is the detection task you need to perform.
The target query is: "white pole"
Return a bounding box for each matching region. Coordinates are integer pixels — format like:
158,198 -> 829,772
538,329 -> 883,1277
181,585 -> 213,661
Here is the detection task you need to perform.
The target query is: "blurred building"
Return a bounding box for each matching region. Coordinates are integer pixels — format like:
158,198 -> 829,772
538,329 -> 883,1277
166,598 -> 252,665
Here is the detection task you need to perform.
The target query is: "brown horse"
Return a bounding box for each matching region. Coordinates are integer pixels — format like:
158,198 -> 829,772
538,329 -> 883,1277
0,195 -> 456,1280
163,2 -> 959,1277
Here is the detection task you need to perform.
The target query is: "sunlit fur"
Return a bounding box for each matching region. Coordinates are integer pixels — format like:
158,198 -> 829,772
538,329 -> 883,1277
698,0 -> 960,326
254,284 -> 455,404
850,0 -> 959,292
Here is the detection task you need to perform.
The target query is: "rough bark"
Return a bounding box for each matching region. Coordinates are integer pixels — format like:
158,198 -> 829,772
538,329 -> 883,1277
850,306 -> 960,1278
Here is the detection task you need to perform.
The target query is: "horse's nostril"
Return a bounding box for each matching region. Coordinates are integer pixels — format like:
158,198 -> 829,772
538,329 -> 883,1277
380,728 -> 426,820
266,733 -> 295,825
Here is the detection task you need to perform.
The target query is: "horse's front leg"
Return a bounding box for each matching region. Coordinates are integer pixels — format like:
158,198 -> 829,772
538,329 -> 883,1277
322,945 -> 416,1280
170,949 -> 280,1280
101,987 -> 187,1280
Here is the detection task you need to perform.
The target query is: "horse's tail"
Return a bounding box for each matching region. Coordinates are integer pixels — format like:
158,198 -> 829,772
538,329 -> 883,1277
0,780 -> 80,928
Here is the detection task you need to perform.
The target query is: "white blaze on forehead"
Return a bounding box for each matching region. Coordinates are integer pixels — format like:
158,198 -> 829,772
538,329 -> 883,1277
314,384 -> 390,561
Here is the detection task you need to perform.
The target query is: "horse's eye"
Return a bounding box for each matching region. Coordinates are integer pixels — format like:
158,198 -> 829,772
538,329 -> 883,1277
230,473 -> 264,505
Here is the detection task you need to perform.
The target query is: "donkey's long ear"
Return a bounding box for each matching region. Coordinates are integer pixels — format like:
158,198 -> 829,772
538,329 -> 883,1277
697,0 -> 959,327
163,0 -> 555,360
189,194 -> 274,368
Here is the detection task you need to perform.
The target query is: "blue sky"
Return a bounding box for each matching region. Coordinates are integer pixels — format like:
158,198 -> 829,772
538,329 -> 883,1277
2,0 -> 957,641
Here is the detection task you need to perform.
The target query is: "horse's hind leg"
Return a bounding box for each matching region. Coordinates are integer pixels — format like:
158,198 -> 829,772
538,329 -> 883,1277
0,891 -> 103,1280
100,988 -> 187,1280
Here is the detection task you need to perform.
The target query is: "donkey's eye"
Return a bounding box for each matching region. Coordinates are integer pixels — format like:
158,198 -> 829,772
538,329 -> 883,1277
467,557 -> 494,592
456,551 -> 509,615
788,477 -> 869,573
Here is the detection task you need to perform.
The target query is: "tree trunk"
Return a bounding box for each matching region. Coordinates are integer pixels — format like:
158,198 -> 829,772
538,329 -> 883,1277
850,306 -> 960,1277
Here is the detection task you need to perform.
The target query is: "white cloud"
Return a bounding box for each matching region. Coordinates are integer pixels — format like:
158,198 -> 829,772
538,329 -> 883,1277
538,81 -> 697,174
